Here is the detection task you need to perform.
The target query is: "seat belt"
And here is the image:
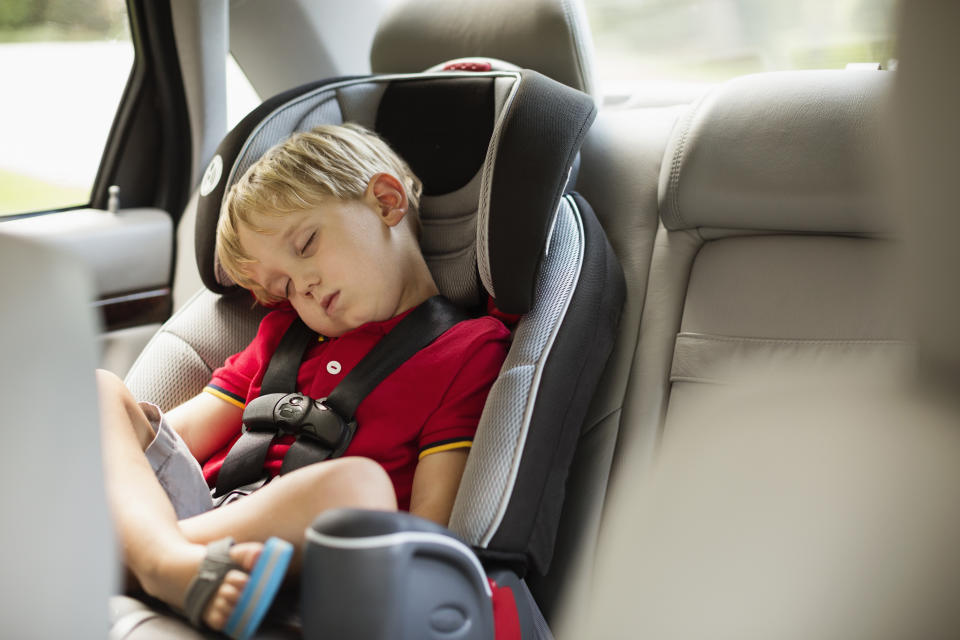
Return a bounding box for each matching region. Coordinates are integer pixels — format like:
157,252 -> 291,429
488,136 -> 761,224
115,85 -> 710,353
214,295 -> 468,497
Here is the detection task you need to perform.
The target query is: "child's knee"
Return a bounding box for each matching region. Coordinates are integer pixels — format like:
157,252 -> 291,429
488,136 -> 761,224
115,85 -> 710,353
95,368 -> 155,448
96,368 -> 137,409
315,457 -> 397,510
95,368 -> 125,396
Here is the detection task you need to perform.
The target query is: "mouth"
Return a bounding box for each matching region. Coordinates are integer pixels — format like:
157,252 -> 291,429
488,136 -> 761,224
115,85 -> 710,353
320,291 -> 339,313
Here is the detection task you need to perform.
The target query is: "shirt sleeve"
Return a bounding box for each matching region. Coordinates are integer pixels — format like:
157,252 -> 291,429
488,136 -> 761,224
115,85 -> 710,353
417,320 -> 510,459
204,309 -> 296,408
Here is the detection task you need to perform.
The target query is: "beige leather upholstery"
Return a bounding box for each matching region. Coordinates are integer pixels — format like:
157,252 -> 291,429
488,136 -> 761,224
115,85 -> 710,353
570,69 -> 918,638
370,0 -> 598,97
659,71 -> 890,234
613,70 -> 908,482
580,3 -> 960,629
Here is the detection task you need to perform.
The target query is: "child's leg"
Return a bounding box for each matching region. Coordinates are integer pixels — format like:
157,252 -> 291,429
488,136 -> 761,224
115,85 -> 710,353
97,369 -> 398,628
178,456 -> 398,568
96,369 -> 260,630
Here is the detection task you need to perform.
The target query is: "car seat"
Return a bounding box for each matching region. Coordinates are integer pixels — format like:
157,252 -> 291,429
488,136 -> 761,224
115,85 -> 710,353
112,66 -> 624,638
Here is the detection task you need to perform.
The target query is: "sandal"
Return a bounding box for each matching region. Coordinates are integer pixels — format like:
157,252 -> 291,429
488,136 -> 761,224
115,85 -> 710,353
183,536 -> 293,640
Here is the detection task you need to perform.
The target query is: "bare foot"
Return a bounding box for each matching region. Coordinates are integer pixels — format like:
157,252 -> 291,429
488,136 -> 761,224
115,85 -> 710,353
138,540 -> 263,631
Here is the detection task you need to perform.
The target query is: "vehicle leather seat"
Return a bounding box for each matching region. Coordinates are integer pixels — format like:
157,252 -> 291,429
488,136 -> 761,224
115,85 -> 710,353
371,0 -> 599,100
616,68 -> 906,478
559,68 -> 908,636
576,12 -> 960,628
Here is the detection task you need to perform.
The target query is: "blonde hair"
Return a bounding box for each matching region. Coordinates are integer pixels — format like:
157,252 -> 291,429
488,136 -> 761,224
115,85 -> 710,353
217,123 -> 423,304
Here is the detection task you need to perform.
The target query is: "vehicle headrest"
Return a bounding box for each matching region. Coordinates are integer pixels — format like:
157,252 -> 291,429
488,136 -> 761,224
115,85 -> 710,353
658,70 -> 891,234
194,70 -> 596,314
370,0 -> 598,99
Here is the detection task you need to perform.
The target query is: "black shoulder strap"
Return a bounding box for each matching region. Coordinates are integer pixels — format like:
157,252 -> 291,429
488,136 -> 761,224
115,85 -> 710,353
261,315 -> 319,393
215,296 -> 468,495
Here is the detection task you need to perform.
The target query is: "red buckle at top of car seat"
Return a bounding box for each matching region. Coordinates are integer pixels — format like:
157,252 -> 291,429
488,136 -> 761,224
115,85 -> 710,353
442,60 -> 493,72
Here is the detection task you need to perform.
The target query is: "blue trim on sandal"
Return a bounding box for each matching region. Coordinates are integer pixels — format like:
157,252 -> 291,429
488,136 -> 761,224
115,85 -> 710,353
223,537 -> 294,640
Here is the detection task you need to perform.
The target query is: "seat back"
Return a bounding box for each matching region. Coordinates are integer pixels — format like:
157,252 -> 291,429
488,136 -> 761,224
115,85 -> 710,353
576,61 -> 960,638
370,0 -> 598,99
127,69 -> 624,576
556,71 -> 905,637
616,70 -> 906,478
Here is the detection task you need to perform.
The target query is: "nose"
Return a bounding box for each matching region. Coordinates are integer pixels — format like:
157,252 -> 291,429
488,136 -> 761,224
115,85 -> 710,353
291,270 -> 319,297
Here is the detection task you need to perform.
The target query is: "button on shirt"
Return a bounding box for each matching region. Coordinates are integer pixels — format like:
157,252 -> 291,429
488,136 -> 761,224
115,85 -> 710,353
202,305 -> 510,510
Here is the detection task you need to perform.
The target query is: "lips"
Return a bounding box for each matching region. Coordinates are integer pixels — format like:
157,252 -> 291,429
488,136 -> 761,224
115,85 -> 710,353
320,291 -> 339,313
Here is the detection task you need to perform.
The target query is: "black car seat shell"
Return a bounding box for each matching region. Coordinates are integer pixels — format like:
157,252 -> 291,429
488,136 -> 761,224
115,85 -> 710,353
116,68 -> 624,639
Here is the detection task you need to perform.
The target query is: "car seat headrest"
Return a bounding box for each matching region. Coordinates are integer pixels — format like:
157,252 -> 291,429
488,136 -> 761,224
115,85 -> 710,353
370,0 -> 598,99
658,70 -> 892,234
194,70 -> 596,314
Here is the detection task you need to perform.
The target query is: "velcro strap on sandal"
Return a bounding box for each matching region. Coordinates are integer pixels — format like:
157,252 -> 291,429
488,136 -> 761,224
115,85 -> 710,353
183,537 -> 238,627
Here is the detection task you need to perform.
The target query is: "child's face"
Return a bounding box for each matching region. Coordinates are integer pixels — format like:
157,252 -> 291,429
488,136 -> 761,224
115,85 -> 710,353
237,181 -> 422,337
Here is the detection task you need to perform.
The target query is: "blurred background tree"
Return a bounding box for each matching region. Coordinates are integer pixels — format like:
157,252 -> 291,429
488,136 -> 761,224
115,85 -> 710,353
0,0 -> 127,40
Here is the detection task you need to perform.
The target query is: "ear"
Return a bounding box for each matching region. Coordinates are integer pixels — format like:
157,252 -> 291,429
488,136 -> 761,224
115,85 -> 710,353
366,173 -> 408,227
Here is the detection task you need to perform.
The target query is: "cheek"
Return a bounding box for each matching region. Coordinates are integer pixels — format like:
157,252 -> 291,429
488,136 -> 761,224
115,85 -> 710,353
289,298 -> 313,321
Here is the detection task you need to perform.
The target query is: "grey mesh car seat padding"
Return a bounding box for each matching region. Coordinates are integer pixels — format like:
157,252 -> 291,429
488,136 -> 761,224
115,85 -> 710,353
138,68 -> 626,577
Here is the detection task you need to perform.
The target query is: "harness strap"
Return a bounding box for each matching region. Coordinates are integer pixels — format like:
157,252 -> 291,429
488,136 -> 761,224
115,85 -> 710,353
214,296 -> 468,496
261,314 -> 319,393
214,317 -> 319,496
280,295 -> 468,474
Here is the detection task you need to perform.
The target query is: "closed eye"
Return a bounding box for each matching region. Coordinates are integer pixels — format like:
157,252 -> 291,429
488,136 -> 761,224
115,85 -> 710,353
299,231 -> 316,256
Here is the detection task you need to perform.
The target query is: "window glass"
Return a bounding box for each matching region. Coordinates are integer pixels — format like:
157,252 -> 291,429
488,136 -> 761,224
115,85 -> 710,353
585,0 -> 898,92
0,0 -> 132,216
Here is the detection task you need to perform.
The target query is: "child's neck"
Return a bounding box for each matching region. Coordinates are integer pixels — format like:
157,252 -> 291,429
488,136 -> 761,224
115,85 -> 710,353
396,260 -> 440,316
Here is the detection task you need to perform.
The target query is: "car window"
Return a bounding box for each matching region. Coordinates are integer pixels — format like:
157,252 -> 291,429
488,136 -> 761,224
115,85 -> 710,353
585,0 -> 898,92
0,0 -> 132,216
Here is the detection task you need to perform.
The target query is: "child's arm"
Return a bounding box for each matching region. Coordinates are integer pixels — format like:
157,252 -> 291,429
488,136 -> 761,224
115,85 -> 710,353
408,318 -> 511,526
408,449 -> 470,526
165,393 -> 244,463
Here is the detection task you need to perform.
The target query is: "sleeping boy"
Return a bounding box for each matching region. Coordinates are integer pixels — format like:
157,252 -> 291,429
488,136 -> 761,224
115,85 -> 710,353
97,123 -> 509,637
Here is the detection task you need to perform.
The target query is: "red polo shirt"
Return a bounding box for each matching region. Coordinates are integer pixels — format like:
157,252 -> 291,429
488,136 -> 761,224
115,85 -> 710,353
201,305 -> 510,510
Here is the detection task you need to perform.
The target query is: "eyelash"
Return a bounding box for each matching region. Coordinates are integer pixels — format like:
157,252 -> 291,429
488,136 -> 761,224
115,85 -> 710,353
282,231 -> 316,298
299,232 -> 316,256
